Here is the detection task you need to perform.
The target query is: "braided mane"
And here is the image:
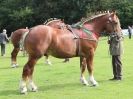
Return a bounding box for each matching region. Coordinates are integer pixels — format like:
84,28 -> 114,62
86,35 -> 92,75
81,11 -> 110,24
44,18 -> 61,25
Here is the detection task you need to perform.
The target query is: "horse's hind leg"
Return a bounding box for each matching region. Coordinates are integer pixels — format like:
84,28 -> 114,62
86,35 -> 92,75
45,54 -> 52,65
11,47 -> 19,68
19,56 -> 39,94
80,56 -> 89,86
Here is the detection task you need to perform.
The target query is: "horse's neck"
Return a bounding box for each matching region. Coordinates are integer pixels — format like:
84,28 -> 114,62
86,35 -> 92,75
83,23 -> 103,39
84,15 -> 109,39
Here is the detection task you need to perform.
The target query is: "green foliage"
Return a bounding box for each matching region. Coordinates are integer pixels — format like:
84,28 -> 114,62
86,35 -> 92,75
0,0 -> 133,35
9,7 -> 33,29
119,1 -> 133,27
0,0 -> 33,33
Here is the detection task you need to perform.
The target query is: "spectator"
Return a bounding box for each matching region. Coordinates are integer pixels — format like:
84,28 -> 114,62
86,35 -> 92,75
0,29 -> 9,56
128,26 -> 132,39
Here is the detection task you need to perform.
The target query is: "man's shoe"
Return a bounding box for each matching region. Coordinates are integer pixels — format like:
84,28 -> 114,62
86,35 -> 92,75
109,77 -> 122,81
109,77 -> 117,80
116,78 -> 122,81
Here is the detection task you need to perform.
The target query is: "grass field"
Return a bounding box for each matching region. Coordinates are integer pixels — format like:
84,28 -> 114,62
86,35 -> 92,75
0,36 -> 133,99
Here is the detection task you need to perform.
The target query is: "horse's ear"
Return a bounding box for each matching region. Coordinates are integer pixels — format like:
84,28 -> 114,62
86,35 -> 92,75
107,10 -> 110,14
112,10 -> 116,14
61,19 -> 64,22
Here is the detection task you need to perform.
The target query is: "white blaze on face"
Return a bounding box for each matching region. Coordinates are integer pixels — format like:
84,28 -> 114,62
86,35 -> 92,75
109,17 -> 112,22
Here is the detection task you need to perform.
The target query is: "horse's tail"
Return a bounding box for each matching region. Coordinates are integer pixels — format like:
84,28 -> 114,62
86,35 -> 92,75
10,31 -> 15,43
20,30 -> 29,51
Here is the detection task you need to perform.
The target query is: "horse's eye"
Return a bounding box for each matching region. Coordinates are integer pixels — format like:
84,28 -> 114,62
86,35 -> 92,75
110,20 -> 118,24
113,21 -> 118,24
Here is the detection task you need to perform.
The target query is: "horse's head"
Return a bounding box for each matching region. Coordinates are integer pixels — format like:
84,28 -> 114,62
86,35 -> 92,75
104,11 -> 122,35
75,11 -> 122,38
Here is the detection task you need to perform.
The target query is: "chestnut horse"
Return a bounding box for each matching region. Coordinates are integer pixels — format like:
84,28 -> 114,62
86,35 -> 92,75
11,28 -> 29,67
44,18 -> 70,63
11,19 -> 65,67
19,12 -> 122,94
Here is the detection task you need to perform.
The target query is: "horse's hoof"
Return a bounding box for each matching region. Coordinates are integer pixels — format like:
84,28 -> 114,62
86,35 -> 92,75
20,91 -> 27,95
28,85 -> 38,92
82,81 -> 89,86
92,84 -> 98,87
20,87 -> 27,94
31,88 -> 38,92
48,63 -> 52,65
11,64 -> 19,68
88,79 -> 98,87
80,78 -> 89,86
83,83 -> 89,86
45,62 -> 52,65
16,64 -> 19,66
11,65 -> 17,68
29,87 -> 38,92
90,82 -> 99,87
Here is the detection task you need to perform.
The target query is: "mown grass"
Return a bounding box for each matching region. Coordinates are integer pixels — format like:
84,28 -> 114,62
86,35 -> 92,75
0,36 -> 133,99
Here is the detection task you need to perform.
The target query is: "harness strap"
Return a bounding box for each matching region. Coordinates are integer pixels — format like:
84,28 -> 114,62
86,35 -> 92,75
71,23 -> 98,41
67,25 -> 79,39
75,38 -> 80,56
81,26 -> 92,35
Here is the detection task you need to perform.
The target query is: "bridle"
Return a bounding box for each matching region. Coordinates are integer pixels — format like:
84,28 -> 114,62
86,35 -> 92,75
108,15 -> 118,32
107,14 -> 123,42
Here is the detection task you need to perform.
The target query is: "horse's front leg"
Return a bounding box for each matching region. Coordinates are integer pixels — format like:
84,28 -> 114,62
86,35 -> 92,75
86,50 -> 98,86
80,56 -> 89,86
19,56 -> 38,94
11,47 -> 19,68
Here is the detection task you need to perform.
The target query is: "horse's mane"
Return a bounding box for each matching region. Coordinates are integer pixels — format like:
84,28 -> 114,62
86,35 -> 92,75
44,18 -> 61,25
80,11 -> 111,24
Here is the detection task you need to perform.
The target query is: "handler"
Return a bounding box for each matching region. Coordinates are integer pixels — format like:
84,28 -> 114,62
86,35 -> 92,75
108,32 -> 124,80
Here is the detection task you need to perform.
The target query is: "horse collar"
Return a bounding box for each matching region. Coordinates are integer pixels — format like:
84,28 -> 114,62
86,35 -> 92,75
80,26 -> 98,41
71,23 -> 98,41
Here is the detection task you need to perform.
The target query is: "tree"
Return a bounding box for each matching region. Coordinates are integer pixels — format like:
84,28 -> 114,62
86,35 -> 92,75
0,0 -> 33,35
0,0 -> 133,36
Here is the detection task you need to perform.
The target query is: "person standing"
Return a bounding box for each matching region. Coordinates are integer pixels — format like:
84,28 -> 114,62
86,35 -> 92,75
108,32 -> 124,80
0,29 -> 9,56
128,26 -> 132,39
